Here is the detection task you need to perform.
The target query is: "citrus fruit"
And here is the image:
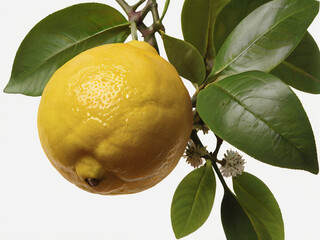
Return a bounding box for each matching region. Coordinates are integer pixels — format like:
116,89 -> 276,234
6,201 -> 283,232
37,40 -> 193,195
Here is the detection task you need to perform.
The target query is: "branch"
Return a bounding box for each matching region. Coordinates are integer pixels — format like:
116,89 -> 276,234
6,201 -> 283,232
132,0 -> 147,11
149,0 -> 160,23
116,0 -> 161,52
190,130 -> 228,190
115,0 -> 131,14
212,134 -> 223,158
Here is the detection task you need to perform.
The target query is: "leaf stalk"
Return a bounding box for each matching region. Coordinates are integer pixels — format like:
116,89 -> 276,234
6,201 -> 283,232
158,0 -> 170,23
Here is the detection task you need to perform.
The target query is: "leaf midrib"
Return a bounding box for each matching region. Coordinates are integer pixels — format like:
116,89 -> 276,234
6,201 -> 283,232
204,0 -> 214,57
12,22 -> 130,81
281,60 -> 319,83
243,207 -> 274,239
215,2 -> 314,74
213,78 -> 308,162
234,180 -> 283,227
206,0 -> 231,59
179,165 -> 210,237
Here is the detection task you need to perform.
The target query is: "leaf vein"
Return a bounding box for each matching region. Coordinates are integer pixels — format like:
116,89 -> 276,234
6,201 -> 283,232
214,78 -> 308,161
14,22 -> 130,81
217,2 -> 315,74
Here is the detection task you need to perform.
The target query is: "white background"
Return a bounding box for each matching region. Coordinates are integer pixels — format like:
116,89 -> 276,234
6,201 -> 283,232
0,1 -> 319,239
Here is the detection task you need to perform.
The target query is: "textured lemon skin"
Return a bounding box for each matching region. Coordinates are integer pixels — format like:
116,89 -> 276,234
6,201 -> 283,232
37,41 -> 193,195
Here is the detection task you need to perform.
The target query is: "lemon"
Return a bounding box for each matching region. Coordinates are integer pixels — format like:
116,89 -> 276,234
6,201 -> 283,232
37,40 -> 193,195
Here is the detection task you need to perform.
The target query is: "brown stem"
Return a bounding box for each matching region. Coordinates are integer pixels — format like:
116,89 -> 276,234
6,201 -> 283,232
149,0 -> 160,23
190,130 -> 228,190
138,1 -> 153,22
116,0 -> 162,52
213,134 -> 223,158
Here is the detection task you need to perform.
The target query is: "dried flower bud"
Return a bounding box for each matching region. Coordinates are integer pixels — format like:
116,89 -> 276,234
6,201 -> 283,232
220,150 -> 246,177
183,140 -> 208,168
186,154 -> 203,168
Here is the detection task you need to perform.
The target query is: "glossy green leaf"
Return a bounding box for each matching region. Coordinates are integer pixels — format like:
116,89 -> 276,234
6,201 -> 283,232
181,0 -> 230,58
233,172 -> 284,240
221,189 -> 257,240
213,0 -> 319,91
214,0 -> 271,53
171,161 -> 216,239
162,33 -> 205,84
4,3 -> 130,96
197,71 -> 318,173
208,0 -> 319,81
271,32 -> 320,94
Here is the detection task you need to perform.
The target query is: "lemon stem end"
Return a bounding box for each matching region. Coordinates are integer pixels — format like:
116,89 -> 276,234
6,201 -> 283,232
85,178 -> 100,187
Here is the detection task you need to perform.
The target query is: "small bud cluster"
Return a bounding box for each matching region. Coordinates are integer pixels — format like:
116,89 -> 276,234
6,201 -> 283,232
220,150 -> 246,177
183,140 -> 208,168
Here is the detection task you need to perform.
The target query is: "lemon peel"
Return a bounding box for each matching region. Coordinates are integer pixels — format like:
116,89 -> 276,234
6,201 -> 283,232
37,41 -> 193,195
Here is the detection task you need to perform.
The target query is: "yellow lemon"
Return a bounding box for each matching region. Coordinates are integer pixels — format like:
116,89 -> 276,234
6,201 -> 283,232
37,40 -> 193,195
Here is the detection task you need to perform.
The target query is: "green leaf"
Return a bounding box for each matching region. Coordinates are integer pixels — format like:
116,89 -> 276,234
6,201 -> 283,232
214,0 -> 320,89
271,32 -> 320,94
208,0 -> 319,81
197,71 -> 318,174
171,161 -> 216,239
221,189 -> 258,240
181,0 -> 230,58
4,3 -> 130,96
214,0 -> 271,53
233,172 -> 284,240
162,33 -> 205,84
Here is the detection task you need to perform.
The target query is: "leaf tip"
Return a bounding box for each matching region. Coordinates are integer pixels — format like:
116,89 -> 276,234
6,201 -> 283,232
173,231 -> 183,239
308,163 -> 319,175
3,82 -> 42,96
3,82 -> 14,94
303,154 -> 319,174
